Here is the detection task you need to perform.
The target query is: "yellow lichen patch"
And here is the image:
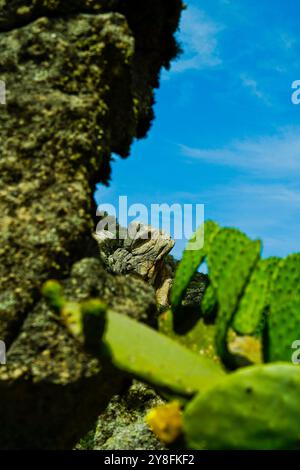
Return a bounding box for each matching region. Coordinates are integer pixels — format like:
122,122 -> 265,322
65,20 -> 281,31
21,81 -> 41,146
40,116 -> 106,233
146,402 -> 183,444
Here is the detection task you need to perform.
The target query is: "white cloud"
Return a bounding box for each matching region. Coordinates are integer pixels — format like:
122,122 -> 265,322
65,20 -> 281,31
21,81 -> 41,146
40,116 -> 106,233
180,127 -> 300,177
207,182 -> 300,209
172,6 -> 223,73
240,74 -> 271,104
193,181 -> 300,257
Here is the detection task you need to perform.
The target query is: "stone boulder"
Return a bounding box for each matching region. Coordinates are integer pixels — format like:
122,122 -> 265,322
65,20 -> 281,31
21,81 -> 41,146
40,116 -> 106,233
0,0 -> 183,449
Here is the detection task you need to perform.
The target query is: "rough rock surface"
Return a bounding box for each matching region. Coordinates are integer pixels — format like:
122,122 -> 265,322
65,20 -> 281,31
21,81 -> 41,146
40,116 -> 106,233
94,219 -> 175,283
76,381 -> 166,450
94,218 -> 175,306
0,257 -> 158,449
65,257 -> 157,326
0,0 -> 183,449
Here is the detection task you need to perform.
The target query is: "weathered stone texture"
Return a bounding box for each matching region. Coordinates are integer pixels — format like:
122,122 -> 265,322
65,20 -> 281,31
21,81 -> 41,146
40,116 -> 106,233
94,220 -> 175,281
0,0 -> 183,448
76,381 -> 167,450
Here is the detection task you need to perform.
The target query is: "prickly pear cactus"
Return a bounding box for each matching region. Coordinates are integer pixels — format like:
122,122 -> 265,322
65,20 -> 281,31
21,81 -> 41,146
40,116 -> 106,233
42,281 -> 225,399
207,228 -> 261,367
265,254 -> 300,362
233,257 -> 279,336
183,363 -> 300,450
171,221 -> 219,310
104,311 -> 225,397
42,281 -> 107,352
159,309 -> 219,362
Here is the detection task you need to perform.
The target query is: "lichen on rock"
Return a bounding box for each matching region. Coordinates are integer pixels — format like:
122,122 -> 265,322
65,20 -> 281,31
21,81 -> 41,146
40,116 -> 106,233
0,0 -> 183,449
76,381 -> 167,450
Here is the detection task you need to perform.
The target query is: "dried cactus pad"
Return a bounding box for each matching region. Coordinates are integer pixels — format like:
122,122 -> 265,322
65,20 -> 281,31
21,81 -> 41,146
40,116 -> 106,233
184,364 -> 300,450
171,221 -> 219,310
233,257 -> 279,336
266,254 -> 300,362
207,228 -> 261,363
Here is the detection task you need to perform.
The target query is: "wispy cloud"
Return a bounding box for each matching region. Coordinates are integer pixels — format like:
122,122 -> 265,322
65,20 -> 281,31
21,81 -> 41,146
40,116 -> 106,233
223,182 -> 300,256
180,127 -> 300,177
278,31 -> 298,51
205,182 -> 300,209
158,179 -> 300,258
240,74 -> 271,104
172,6 -> 223,73
194,181 -> 300,257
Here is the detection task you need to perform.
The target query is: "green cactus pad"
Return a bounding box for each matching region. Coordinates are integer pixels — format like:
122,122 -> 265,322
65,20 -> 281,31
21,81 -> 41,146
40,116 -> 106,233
184,363 -> 300,450
171,221 -> 219,310
159,309 -> 219,362
104,311 -> 225,397
61,298 -> 107,352
266,254 -> 300,362
201,284 -> 217,319
233,258 -> 279,336
207,228 -> 261,367
61,301 -> 83,340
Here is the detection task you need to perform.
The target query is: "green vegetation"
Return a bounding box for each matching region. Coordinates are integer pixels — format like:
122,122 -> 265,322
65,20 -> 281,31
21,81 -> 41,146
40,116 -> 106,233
232,257 -> 279,336
43,281 -> 107,352
42,220 -> 300,449
171,221 -> 218,310
266,254 -> 300,362
183,364 -> 300,450
171,220 -> 298,368
104,312 -> 224,397
42,282 -> 224,397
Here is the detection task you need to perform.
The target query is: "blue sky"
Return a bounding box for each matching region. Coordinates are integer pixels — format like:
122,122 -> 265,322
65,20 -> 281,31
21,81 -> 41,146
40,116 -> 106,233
95,0 -> 300,259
